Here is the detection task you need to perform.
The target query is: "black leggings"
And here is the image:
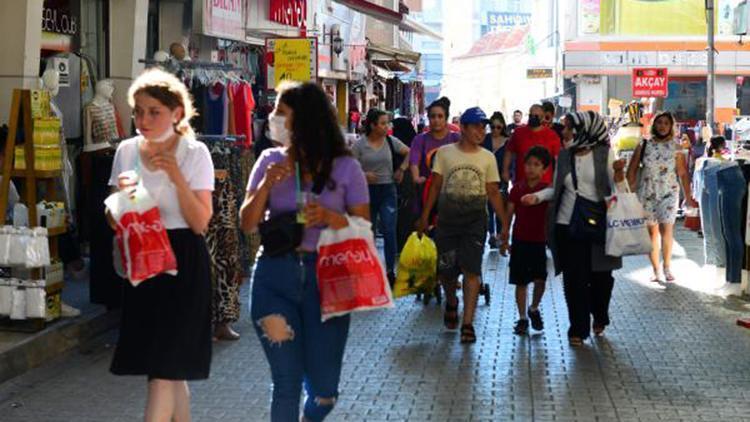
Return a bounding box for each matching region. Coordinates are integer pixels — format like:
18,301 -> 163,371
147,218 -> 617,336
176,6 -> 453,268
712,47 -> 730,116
555,225 -> 615,340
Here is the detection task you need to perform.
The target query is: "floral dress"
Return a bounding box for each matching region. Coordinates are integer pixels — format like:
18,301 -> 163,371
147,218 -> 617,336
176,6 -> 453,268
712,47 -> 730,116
637,139 -> 679,224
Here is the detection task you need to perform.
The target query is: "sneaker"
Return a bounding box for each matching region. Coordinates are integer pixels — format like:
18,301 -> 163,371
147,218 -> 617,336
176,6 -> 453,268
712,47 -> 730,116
527,307 -> 543,331
513,319 -> 529,335
61,302 -> 81,317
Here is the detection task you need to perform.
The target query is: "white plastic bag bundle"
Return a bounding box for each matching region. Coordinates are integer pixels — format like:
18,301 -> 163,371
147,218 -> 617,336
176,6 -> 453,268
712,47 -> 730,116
25,280 -> 46,319
0,226 -> 10,265
0,278 -> 14,316
10,285 -> 26,320
25,227 -> 51,268
605,187 -> 652,257
8,228 -> 28,266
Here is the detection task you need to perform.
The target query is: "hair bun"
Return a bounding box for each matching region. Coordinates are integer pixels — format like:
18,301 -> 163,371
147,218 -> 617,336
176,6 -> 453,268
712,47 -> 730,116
436,97 -> 451,108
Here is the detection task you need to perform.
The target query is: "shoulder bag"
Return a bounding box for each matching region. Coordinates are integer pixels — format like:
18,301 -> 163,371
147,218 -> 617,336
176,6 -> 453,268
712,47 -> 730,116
258,162 -> 304,256
568,152 -> 607,243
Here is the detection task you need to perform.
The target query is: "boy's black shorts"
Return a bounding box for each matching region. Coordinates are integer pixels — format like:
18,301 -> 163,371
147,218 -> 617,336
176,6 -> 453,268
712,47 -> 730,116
509,240 -> 548,285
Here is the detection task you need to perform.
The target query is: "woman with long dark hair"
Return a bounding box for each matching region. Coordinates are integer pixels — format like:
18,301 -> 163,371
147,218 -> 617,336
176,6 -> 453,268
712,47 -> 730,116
392,117 -> 419,250
627,111 -> 697,282
240,81 -> 369,421
353,109 -> 410,284
483,111 -> 510,249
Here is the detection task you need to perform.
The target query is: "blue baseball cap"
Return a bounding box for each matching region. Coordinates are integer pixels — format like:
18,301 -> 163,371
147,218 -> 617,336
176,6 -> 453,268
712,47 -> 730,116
460,107 -> 490,125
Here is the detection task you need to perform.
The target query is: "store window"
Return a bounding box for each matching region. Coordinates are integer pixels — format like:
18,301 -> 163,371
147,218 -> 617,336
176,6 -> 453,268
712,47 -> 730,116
79,0 -> 108,78
579,0 -> 743,37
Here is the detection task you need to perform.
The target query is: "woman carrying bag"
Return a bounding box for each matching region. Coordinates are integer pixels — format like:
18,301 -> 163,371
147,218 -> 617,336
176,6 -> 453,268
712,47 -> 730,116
240,81 -> 369,422
523,111 -> 627,345
107,68 -> 214,421
626,111 -> 697,282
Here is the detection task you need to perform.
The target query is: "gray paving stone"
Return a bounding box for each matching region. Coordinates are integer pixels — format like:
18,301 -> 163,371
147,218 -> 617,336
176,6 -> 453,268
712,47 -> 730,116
1,227 -> 750,421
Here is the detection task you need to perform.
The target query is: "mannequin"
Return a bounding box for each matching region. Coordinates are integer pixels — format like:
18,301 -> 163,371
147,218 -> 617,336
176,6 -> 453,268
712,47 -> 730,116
39,68 -> 82,317
40,68 -> 60,98
83,80 -> 119,152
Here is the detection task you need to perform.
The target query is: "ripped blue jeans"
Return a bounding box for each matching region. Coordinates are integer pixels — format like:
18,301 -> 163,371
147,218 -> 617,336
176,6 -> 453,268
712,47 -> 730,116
251,253 -> 350,422
369,183 -> 398,274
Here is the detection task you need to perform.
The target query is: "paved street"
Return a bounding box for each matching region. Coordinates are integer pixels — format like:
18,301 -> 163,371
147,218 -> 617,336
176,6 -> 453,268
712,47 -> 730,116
1,228 -> 750,421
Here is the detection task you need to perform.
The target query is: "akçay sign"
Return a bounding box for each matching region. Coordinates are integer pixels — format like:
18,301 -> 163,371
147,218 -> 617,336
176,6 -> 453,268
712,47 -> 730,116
632,68 -> 668,98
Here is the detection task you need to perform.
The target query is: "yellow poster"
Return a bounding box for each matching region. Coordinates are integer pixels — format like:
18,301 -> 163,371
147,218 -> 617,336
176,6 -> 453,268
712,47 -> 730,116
30,90 -> 50,119
272,38 -> 316,88
600,0 -> 710,36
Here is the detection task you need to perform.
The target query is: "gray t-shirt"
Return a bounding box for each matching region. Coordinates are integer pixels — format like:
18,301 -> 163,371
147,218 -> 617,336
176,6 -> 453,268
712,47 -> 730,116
352,135 -> 407,185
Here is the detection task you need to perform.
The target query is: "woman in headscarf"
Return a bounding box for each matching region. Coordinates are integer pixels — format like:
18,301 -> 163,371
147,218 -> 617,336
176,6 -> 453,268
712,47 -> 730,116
522,111 -> 627,346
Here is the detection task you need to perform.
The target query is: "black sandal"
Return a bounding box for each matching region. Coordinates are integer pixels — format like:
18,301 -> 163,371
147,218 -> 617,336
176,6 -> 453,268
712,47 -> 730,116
444,301 -> 459,330
460,324 -> 476,344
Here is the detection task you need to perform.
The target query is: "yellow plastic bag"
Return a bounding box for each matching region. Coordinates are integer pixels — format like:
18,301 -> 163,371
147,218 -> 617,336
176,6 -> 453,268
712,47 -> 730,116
393,232 -> 437,298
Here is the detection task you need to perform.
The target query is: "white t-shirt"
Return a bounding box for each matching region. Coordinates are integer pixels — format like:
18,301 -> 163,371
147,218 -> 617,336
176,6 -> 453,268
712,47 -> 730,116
108,136 -> 214,229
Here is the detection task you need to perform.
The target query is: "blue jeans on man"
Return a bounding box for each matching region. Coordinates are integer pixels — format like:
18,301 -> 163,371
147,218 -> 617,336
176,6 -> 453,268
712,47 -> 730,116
369,183 -> 398,276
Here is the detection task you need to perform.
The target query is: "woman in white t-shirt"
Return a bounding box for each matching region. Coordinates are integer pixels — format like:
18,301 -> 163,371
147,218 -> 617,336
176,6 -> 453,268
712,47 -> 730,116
107,68 -> 214,421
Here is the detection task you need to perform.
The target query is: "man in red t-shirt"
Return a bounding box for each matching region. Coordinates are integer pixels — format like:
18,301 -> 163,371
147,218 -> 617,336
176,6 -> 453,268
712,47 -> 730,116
502,104 -> 561,185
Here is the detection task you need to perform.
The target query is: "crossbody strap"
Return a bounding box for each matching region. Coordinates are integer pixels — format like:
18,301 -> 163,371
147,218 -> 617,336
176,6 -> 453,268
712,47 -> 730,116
570,151 -> 580,192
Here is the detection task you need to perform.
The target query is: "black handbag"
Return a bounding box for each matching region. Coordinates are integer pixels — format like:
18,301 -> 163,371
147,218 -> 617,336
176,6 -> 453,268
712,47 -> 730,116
568,153 -> 606,243
259,211 -> 304,257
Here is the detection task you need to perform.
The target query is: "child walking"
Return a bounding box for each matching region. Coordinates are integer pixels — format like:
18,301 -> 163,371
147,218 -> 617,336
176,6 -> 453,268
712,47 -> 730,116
501,146 -> 552,335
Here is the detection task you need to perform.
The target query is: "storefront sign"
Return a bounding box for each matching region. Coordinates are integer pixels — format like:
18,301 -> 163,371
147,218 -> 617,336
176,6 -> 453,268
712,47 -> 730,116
270,0 -> 307,28
527,68 -> 553,79
632,68 -> 668,97
202,0 -> 245,41
265,38 -> 318,89
484,12 -> 531,34
52,57 -> 70,87
42,0 -> 78,36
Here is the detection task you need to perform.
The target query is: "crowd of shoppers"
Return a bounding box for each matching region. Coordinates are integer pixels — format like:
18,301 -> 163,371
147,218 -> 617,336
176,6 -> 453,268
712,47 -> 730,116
106,67 -> 705,420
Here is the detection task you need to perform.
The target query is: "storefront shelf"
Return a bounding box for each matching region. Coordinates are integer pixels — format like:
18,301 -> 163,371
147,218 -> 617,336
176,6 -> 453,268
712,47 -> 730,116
47,226 -> 66,237
11,169 -> 62,179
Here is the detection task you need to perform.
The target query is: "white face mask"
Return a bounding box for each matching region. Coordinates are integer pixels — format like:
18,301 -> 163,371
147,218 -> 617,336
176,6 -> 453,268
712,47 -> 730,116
269,114 -> 291,147
147,125 -> 175,143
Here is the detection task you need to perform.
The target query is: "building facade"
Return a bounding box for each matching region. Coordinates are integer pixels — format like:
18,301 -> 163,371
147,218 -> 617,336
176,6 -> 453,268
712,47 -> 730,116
563,0 -> 746,130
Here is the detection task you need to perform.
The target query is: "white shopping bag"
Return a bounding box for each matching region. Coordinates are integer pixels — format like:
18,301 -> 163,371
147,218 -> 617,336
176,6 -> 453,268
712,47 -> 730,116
605,187 -> 652,257
316,216 -> 394,322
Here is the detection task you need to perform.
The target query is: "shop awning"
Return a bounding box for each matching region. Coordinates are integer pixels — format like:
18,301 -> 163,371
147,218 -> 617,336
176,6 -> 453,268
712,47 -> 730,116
367,43 -> 421,65
332,0 -> 402,24
332,0 -> 443,40
399,16 -> 443,41
372,59 -> 413,73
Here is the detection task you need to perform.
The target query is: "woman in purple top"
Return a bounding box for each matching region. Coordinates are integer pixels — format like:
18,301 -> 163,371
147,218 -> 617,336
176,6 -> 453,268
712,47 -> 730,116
240,82 -> 369,422
409,97 -> 460,190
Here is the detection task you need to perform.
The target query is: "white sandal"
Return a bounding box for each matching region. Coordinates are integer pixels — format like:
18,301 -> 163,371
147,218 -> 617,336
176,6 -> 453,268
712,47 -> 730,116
663,268 -> 675,282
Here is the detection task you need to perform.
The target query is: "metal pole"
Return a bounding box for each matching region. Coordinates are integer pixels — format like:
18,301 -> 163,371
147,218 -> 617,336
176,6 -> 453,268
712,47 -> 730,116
707,0 -> 716,130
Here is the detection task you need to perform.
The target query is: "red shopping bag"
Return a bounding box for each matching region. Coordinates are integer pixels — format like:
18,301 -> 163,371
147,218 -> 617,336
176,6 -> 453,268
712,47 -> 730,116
316,216 -> 394,322
105,183 -> 177,286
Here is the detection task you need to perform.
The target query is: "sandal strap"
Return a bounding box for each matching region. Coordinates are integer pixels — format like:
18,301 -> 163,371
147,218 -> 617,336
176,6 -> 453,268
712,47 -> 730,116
460,324 -> 476,343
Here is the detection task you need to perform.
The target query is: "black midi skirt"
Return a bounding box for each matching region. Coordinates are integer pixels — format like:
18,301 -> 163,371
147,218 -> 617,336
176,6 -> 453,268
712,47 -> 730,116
110,229 -> 212,380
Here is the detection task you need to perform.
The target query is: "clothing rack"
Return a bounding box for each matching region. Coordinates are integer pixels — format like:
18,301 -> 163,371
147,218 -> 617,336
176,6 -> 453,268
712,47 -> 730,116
139,59 -> 242,71
197,134 -> 246,143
